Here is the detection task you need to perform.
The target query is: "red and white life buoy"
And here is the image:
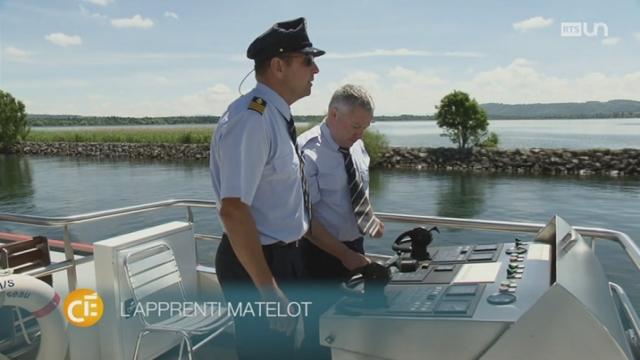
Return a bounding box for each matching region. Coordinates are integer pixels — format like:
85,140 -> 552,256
0,272 -> 68,360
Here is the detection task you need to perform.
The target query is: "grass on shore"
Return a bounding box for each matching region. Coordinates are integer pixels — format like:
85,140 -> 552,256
25,126 -> 390,162
27,128 -> 214,144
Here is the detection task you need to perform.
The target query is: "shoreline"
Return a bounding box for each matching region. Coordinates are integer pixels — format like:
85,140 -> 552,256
6,142 -> 640,177
378,147 -> 640,177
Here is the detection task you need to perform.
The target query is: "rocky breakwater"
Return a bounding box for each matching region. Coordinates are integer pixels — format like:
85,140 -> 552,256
378,147 -> 640,176
14,142 -> 210,160
10,143 -> 640,177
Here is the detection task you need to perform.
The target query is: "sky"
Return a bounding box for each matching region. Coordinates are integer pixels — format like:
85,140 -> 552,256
1,0 -> 639,117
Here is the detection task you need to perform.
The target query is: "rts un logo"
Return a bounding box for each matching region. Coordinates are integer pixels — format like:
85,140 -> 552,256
561,22 -> 609,38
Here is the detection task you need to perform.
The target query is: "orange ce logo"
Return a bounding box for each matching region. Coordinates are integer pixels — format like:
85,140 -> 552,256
63,288 -> 104,327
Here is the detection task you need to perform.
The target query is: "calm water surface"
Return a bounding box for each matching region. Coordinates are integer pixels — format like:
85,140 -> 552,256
371,118 -> 640,149
1,155 -> 639,312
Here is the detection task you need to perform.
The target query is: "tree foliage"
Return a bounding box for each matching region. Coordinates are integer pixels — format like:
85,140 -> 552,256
362,130 -> 389,166
1,90 -> 30,151
480,132 -> 500,148
27,114 -> 219,127
435,90 -> 489,150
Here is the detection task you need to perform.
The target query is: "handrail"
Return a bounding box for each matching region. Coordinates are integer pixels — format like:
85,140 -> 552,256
375,212 -> 640,271
0,199 -> 216,291
1,199 -> 639,282
23,256 -> 94,279
610,282 -> 640,352
0,199 -> 215,227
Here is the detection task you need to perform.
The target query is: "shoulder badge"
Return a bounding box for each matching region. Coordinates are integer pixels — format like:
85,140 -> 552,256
248,96 -> 267,115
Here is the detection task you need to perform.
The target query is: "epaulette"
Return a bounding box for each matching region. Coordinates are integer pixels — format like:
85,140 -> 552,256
248,96 -> 267,115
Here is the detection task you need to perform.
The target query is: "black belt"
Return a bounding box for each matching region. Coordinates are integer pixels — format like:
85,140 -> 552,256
263,239 -> 300,248
343,237 -> 364,254
343,237 -> 363,244
222,233 -> 300,249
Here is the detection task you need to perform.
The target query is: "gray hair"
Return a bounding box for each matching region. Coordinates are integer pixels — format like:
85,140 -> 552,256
328,84 -> 375,114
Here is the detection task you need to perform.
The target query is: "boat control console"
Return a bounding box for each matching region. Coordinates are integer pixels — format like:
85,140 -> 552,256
320,216 -> 636,360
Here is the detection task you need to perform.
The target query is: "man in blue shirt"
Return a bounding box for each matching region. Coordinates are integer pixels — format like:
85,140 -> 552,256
210,17 -> 324,360
297,84 -> 385,359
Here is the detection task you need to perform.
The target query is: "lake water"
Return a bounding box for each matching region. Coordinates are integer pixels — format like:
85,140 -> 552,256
34,118 -> 640,149
3,119 -> 640,312
1,154 -> 639,313
371,118 -> 640,149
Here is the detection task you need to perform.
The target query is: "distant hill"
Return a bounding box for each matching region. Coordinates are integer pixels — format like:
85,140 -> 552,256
480,100 -> 640,119
26,114 -> 219,127
26,114 -> 429,126
26,100 -> 640,126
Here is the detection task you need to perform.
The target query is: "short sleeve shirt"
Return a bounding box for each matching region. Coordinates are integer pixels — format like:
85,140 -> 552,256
210,82 -> 308,244
297,122 -> 370,241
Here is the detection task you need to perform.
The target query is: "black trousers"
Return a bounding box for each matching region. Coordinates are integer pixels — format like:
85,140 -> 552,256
299,237 -> 365,360
215,234 -> 305,360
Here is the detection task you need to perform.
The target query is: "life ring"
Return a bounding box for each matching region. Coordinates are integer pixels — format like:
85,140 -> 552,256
0,272 -> 68,360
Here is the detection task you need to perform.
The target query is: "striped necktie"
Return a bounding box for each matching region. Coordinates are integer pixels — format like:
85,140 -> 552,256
338,147 -> 380,236
285,116 -> 311,222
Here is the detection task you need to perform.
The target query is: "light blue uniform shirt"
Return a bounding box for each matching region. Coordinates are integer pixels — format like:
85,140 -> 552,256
210,82 -> 309,245
298,122 -> 371,242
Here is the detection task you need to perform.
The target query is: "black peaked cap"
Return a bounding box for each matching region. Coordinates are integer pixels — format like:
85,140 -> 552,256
247,17 -> 325,60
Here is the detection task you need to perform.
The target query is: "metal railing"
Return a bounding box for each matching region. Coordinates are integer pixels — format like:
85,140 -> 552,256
2,198 -> 640,356
0,199 -> 215,290
1,198 -> 639,290
610,282 -> 640,342
376,211 -> 640,270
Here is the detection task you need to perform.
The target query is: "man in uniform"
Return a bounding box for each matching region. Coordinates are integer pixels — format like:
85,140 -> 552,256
209,17 -> 323,360
297,84 -> 385,359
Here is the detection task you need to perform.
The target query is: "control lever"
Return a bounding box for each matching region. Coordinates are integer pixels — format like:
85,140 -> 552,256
340,262 -> 391,309
506,237 -> 528,255
397,258 -> 419,272
392,226 -> 439,261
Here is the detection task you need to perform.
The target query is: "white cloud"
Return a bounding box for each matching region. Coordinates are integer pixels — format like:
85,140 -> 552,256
129,73 -> 172,85
602,37 -> 621,46
293,71 -> 382,115
164,11 -> 179,19
324,48 -> 484,59
83,0 -> 113,6
79,4 -> 108,20
22,82 -> 236,117
1,52 -> 227,67
294,68 -> 450,116
461,59 -> 570,104
111,15 -> 154,29
14,59 -> 640,116
384,68 -> 448,114
633,32 -> 640,41
45,33 -> 83,47
511,58 -> 535,67
297,59 -> 640,115
462,59 -> 640,106
4,46 -> 32,62
175,84 -> 236,115
513,16 -> 554,31
87,94 -> 107,101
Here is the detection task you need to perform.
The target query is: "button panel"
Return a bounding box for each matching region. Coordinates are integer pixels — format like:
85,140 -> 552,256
387,284 -> 484,317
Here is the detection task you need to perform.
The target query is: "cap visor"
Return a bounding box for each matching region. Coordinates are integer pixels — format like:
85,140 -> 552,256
300,46 -> 325,57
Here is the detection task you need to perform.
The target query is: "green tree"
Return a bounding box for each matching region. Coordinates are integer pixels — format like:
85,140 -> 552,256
363,129 -> 389,166
480,132 -> 500,148
435,90 -> 489,150
0,90 -> 30,152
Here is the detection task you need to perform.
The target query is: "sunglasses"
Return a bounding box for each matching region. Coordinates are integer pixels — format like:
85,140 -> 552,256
282,53 -> 315,67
